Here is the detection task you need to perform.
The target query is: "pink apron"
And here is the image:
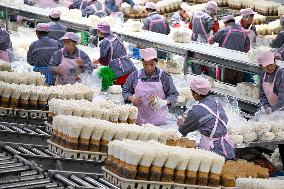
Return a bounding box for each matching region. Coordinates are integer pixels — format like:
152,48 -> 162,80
55,49 -> 82,85
0,50 -> 9,62
198,101 -> 234,158
134,70 -> 168,126
147,17 -> 167,31
263,68 -> 280,106
217,26 -> 246,80
192,12 -> 209,43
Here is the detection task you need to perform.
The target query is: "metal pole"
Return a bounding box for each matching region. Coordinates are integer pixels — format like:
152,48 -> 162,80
5,8 -> 9,31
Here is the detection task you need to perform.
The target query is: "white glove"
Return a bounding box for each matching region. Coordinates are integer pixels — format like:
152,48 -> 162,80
149,96 -> 168,111
265,107 -> 272,114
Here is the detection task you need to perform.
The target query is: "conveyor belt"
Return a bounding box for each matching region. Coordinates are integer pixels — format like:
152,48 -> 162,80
112,26 -> 261,74
0,122 -> 50,145
0,142 -> 104,174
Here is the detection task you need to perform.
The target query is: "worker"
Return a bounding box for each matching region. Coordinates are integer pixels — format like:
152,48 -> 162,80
143,2 -> 170,60
191,1 -> 219,76
48,9 -> 67,44
69,0 -> 88,10
27,23 -> 60,85
272,16 -> 284,60
81,0 -> 107,17
0,26 -> 12,62
258,50 -> 284,113
49,32 -> 93,85
178,76 -> 235,160
92,22 -> 136,85
257,50 -> 284,168
171,2 -> 192,28
191,1 -> 219,43
208,15 -> 250,85
239,8 -> 258,46
122,48 -> 178,126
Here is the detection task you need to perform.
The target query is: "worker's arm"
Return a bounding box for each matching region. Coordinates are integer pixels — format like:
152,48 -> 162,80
171,12 -> 180,27
48,50 -> 62,74
178,108 -> 200,137
123,0 -> 135,7
272,70 -> 284,111
244,34 -> 251,53
165,20 -> 171,35
122,71 -> 138,102
98,40 -> 111,66
161,72 -> 178,106
79,50 -> 93,74
142,18 -> 150,31
259,73 -> 270,109
271,32 -> 284,49
81,5 -> 95,17
209,28 -> 227,45
27,43 -> 35,66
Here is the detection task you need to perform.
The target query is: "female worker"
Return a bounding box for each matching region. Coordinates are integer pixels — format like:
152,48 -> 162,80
239,8 -> 258,46
178,76 -> 235,160
49,32 -> 93,85
92,22 -> 136,85
105,0 -> 136,16
0,25 -> 12,62
171,2 -> 192,28
258,50 -> 284,113
69,0 -> 88,10
272,16 -> 284,60
122,48 -> 178,126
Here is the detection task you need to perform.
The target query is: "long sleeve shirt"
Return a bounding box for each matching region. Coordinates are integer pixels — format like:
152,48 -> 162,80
259,67 -> 284,111
47,21 -> 67,43
213,23 -> 250,53
271,31 -> 284,49
69,0 -> 88,9
49,47 -> 93,74
0,29 -> 11,51
192,11 -> 214,36
122,68 -> 178,105
178,96 -> 235,160
27,36 -> 60,67
81,1 -> 107,17
143,12 -> 171,35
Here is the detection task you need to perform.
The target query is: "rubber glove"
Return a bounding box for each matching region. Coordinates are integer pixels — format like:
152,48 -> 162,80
150,96 -> 168,111
208,35 -> 215,44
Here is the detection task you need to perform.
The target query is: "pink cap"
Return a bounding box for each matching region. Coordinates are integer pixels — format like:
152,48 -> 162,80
49,9 -> 61,19
280,15 -> 284,26
206,1 -> 219,11
60,32 -> 80,43
140,48 -> 157,61
97,22 -> 111,34
145,2 -> 156,10
240,8 -> 256,17
222,15 -> 234,23
180,2 -> 192,16
188,76 -> 211,95
36,23 -> 49,32
257,50 -> 275,67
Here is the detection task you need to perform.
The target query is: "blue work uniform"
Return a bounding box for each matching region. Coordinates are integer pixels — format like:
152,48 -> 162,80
27,36 -> 60,85
82,1 -> 107,17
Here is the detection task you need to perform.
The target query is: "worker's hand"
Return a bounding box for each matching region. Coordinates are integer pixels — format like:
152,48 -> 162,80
149,96 -> 168,111
76,58 -> 84,66
92,59 -> 100,65
265,107 -> 272,114
129,96 -> 142,107
75,75 -> 81,81
208,36 -> 215,45
177,116 -> 185,127
54,65 -> 62,74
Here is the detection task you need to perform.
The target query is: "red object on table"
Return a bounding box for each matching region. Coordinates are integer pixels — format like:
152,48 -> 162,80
114,73 -> 130,85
